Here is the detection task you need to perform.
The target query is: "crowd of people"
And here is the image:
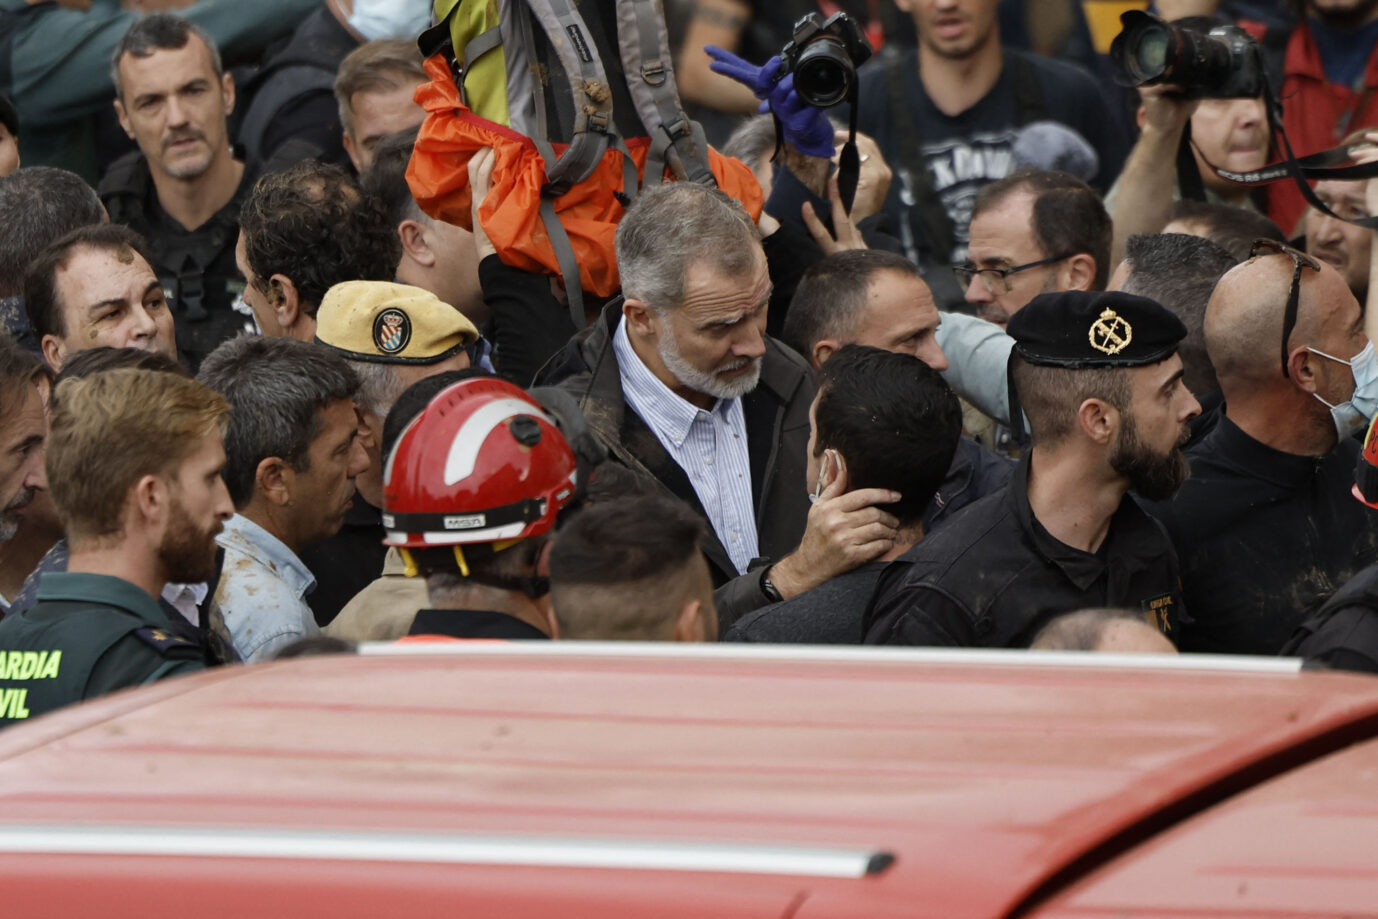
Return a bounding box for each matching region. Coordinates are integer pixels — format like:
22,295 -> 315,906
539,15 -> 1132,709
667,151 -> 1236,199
0,0 -> 1376,724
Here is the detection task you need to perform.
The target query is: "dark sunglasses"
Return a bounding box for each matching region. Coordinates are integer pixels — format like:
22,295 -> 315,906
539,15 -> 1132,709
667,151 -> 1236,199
1250,238 -> 1320,379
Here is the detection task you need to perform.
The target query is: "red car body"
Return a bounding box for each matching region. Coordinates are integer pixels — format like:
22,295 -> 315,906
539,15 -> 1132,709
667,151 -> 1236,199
0,644 -> 1374,918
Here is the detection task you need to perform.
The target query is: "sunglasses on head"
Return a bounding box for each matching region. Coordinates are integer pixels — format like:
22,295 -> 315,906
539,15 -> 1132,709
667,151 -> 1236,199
1250,238 -> 1321,379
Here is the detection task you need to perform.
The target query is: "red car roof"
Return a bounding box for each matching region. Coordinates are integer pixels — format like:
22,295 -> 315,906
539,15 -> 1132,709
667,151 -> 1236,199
1032,728 -> 1378,919
0,645 -> 1374,918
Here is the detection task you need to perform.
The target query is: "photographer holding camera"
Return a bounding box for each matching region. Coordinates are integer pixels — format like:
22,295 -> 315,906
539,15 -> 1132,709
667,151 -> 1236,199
1106,15 -> 1272,263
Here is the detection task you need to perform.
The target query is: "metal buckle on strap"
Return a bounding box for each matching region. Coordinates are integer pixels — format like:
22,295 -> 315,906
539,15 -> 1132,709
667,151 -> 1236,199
663,116 -> 693,142
641,60 -> 667,86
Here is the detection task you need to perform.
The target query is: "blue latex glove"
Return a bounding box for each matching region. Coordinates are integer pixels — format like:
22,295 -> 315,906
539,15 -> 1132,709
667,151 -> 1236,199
705,46 -> 835,159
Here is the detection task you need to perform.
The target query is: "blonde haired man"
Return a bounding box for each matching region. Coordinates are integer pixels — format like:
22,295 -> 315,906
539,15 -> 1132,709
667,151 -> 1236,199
0,369 -> 233,725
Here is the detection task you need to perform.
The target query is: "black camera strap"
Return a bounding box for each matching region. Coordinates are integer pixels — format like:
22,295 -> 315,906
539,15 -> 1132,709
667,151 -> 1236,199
836,82 -> 863,213
1176,120 -> 1207,203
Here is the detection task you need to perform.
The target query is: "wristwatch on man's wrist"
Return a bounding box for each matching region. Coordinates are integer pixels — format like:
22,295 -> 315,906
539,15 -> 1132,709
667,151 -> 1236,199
759,565 -> 783,603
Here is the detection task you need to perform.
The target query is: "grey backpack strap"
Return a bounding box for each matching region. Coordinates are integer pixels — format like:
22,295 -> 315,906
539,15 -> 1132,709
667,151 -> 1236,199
524,0 -> 615,195
538,198 -> 587,330
615,0 -> 717,188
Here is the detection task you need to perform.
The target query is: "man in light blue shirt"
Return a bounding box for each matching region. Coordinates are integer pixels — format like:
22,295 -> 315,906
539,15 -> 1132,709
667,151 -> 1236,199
197,335 -> 368,661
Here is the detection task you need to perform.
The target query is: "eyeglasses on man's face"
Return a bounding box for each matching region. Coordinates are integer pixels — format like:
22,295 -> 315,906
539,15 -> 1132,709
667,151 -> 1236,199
953,253 -> 1075,296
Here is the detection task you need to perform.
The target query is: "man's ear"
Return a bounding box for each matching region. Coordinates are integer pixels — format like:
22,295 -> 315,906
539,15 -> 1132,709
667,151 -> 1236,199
399,219 -> 436,268
132,473 -> 167,528
1076,397 -> 1118,446
672,598 -> 706,642
342,131 -> 363,174
255,456 -> 292,507
1289,346 -> 1322,393
113,95 -> 132,140
812,338 -> 839,370
1064,253 -> 1097,292
623,297 -> 658,340
1135,103 -> 1148,131
270,274 -> 301,330
221,70 -> 236,117
40,334 -> 65,373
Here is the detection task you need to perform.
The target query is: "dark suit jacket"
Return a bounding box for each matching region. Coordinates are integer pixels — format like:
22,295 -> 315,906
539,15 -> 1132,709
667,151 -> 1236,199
536,302 -> 816,628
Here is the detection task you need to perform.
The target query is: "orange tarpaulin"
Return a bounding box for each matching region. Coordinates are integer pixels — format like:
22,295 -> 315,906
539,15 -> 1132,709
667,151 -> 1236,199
406,56 -> 764,299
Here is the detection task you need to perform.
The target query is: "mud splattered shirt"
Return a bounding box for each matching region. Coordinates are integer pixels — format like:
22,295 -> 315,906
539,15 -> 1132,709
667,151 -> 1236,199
207,514 -> 319,662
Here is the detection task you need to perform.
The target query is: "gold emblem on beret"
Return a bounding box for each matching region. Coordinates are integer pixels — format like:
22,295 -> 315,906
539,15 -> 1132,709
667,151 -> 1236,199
1089,308 -> 1133,355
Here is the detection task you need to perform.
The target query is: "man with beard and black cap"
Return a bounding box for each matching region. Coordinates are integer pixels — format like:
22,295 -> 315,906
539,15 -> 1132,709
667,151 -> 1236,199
0,368 -> 233,724
865,290 -> 1200,648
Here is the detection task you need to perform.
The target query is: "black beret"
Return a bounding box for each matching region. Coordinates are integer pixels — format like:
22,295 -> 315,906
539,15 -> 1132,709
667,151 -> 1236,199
1009,290 -> 1187,368
0,94 -> 16,138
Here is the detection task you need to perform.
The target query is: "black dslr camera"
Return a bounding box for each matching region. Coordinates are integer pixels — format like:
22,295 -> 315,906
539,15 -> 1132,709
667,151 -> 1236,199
778,12 -> 873,108
1110,10 -> 1264,99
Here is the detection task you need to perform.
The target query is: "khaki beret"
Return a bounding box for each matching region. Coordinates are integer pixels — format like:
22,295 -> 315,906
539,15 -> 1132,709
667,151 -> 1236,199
315,281 -> 479,364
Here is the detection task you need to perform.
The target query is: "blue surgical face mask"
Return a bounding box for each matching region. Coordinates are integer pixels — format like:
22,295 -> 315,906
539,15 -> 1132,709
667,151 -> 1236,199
1309,341 -> 1378,441
347,0 -> 431,41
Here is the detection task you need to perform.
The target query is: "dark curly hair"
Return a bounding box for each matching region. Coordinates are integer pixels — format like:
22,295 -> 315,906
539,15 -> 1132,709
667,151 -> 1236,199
238,160 -> 401,317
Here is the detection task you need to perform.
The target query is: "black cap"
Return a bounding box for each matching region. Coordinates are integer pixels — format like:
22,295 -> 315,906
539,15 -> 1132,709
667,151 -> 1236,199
1009,290 -> 1187,369
0,94 -> 16,138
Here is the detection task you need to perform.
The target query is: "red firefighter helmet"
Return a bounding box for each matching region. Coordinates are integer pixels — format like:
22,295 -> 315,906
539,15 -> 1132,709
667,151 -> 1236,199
382,377 -> 578,551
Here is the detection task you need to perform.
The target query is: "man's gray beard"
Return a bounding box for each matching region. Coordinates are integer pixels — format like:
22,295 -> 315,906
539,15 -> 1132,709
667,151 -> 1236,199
657,329 -> 762,401
0,487 -> 35,542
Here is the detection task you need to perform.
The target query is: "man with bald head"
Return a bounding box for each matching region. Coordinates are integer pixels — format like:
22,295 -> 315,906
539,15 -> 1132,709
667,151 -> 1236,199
1144,242 -> 1378,655
1031,608 -> 1177,654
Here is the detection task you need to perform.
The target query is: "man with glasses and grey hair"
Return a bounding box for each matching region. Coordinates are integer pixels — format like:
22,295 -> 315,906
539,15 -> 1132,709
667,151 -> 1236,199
197,336 -> 369,661
1143,240 -> 1378,656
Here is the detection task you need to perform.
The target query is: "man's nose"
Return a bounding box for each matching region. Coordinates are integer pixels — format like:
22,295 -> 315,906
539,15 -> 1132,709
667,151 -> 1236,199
129,304 -> 159,339
922,339 -> 950,373
1313,213 -> 1343,244
347,436 -> 370,478
733,321 -> 767,359
964,275 -> 994,305
23,448 -> 46,492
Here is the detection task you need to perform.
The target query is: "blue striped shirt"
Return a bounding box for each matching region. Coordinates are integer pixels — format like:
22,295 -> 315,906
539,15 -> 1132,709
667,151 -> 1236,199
613,318 -> 759,574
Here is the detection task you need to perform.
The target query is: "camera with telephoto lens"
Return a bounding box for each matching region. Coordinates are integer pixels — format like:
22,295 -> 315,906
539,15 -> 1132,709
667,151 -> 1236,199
1109,10 -> 1264,99
777,11 -> 873,108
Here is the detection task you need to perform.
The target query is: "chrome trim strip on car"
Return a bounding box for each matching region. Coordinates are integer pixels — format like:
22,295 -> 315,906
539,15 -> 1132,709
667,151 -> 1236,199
358,641 -> 1305,673
0,827 -> 893,878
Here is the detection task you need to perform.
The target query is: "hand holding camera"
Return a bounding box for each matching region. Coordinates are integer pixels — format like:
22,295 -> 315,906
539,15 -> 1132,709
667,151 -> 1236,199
705,48 -> 835,158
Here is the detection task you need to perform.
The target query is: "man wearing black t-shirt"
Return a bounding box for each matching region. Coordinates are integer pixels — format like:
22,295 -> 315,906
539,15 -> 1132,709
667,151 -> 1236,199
857,0 -> 1127,304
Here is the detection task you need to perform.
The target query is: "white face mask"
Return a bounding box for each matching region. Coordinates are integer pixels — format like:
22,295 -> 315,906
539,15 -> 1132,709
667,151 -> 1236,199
1310,341 -> 1378,441
347,0 -> 432,41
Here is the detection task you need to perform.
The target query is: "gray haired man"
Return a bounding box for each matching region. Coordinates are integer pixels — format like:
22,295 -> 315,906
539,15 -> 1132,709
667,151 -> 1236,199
538,182 -> 901,630
197,335 -> 368,661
